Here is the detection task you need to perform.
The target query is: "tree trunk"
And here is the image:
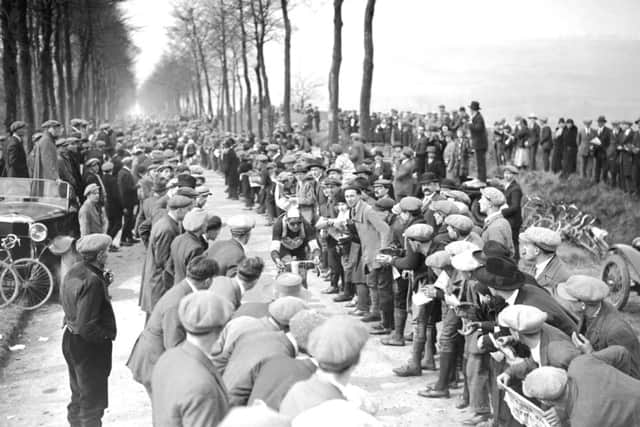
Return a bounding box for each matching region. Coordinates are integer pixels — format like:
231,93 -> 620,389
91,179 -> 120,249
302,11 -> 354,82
54,2 -> 65,124
190,11 -> 213,117
280,0 -> 291,131
359,0 -> 376,142
254,64 -> 264,139
232,57 -> 237,133
39,0 -> 56,120
328,0 -> 343,147
219,0 -> 232,132
16,0 -> 34,138
238,0 -> 252,134
250,0 -> 265,139
1,0 -> 19,129
62,0 -> 73,120
237,71 -> 244,132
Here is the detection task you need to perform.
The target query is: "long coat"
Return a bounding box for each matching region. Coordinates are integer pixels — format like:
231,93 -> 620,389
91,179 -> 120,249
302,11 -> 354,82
167,231 -> 207,285
5,135 -> 29,177
151,341 -> 229,427
583,301 -> 640,379
564,352 -> 640,427
248,356 -> 316,410
351,200 -> 390,272
126,280 -> 193,390
515,284 -> 578,337
469,112 -> 488,151
280,374 -> 346,419
393,159 -> 415,199
32,132 -> 59,180
102,173 -> 122,219
206,238 -> 245,277
139,213 -> 181,313
117,167 -> 138,208
501,180 -> 523,232
78,199 -> 106,236
520,255 -> 571,296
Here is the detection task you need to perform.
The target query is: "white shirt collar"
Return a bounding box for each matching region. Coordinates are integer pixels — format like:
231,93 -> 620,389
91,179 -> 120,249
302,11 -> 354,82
234,277 -> 247,296
285,332 -> 299,355
531,339 -> 541,365
233,237 -> 246,253
535,256 -> 553,279
505,288 -> 520,306
185,278 -> 199,293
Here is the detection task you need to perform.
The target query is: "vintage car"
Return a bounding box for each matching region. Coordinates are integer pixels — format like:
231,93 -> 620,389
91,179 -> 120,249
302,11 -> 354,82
0,177 -> 78,309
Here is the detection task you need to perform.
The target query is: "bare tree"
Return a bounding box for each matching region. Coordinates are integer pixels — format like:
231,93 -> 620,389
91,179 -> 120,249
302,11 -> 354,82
293,74 -> 322,111
359,0 -> 376,142
1,0 -> 19,129
16,0 -> 34,136
280,0 -> 291,131
328,0 -> 343,146
237,0 -> 253,133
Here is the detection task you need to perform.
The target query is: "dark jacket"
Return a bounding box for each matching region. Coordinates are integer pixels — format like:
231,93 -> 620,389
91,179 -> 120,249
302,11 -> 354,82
102,173 -> 122,217
248,356 -> 316,410
167,231 -> 207,285
515,284 -> 578,337
5,135 -> 29,177
206,238 -> 246,277
117,167 -> 138,208
469,112 -> 488,151
501,180 -> 523,231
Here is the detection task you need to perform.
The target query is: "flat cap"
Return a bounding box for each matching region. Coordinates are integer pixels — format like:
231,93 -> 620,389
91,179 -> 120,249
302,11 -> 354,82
178,291 -> 233,335
55,137 -> 69,147
227,215 -> 255,233
445,214 -> 473,233
401,146 -> 414,157
101,161 -> 114,172
266,143 -> 280,151
445,240 -> 480,257
375,198 -> 395,211
167,194 -> 192,209
186,255 -> 219,281
195,185 -> 211,197
321,177 -> 341,187
9,121 -> 26,133
308,315 -> 369,372
206,215 -> 222,231
503,165 -> 519,175
41,119 -> 61,128
519,226 -> 561,252
480,187 -> 506,206
177,174 -> 197,189
429,199 -> 459,216
268,296 -> 308,326
404,224 -> 434,242
355,165 -> 372,175
420,172 -> 440,185
372,178 -> 392,187
176,186 -> 199,199
523,367 -> 568,401
76,233 -> 112,255
289,309 -> 328,353
399,196 -> 423,212
425,250 -> 451,269
451,250 -> 482,272
256,154 -> 269,162
281,154 -> 296,163
85,158 -> 100,167
183,208 -> 208,232
274,272 -> 307,297
237,256 -> 264,282
95,140 -> 106,147
83,183 -> 99,196
498,304 -> 548,334
556,275 -> 609,302
443,189 -> 471,205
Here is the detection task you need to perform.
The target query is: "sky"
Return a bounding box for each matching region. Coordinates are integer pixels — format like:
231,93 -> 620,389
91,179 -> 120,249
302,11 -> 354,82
121,0 -> 640,118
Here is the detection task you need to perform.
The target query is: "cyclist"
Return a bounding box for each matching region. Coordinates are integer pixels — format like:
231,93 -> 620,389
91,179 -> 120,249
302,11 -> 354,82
270,206 -> 320,279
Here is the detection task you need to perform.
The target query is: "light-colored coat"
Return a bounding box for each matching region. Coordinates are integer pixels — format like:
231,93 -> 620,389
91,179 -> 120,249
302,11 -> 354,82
351,200 -> 390,272
481,213 -> 514,256
521,255 -> 571,296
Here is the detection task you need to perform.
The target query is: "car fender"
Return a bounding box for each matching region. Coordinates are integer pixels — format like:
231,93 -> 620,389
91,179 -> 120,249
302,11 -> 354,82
607,244 -> 640,283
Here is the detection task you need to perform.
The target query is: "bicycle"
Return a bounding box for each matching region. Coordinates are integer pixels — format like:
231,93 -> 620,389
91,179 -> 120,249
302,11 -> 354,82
276,257 -> 320,289
0,234 -> 54,310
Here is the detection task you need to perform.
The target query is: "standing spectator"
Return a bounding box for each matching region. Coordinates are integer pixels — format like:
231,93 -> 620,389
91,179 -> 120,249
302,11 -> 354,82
313,107 -> 321,132
596,116 -> 613,185
222,139 -> 240,200
118,157 -> 138,246
619,121 -> 635,192
519,227 -> 569,296
468,101 -> 488,183
539,117 -> 553,171
33,120 -> 62,180
561,119 -> 578,177
449,128 -> 471,183
551,118 -> 566,173
578,119 -> 596,179
57,138 -> 81,205
513,118 -> 530,170
501,165 -> 523,258
5,121 -> 29,177
527,114 -> 540,170
82,158 -> 106,206
393,147 -> 415,201
79,184 -> 107,236
101,161 -> 122,249
60,234 -> 116,427
166,208 -> 208,285
478,187 -> 514,256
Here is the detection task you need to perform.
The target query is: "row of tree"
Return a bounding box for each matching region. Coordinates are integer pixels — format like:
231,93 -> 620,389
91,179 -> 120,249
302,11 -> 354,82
138,0 -> 377,145
0,0 -> 136,140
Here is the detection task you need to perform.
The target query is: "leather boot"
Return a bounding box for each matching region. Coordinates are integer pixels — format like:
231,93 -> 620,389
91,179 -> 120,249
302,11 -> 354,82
381,309 -> 406,346
417,351 -> 453,398
333,281 -> 354,302
421,326 -> 436,370
392,338 -> 423,377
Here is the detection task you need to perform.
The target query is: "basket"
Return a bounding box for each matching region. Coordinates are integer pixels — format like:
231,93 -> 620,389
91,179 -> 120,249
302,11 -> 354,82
502,385 -> 551,427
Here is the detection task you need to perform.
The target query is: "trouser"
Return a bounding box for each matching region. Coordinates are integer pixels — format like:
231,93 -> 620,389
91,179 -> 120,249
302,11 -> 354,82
356,283 -> 369,312
106,213 -> 122,239
62,329 -> 112,427
581,155 -> 592,178
475,149 -> 487,182
489,358 -> 522,427
367,267 -> 393,325
393,278 -> 409,311
541,149 -> 551,172
511,227 -> 520,261
327,245 -> 344,291
122,206 -> 135,240
432,306 -> 461,390
465,353 -> 491,415
606,157 -> 618,187
528,144 -> 538,170
593,155 -> 605,183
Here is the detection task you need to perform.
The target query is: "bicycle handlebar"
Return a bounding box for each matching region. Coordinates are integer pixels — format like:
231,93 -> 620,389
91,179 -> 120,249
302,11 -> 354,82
1,234 -> 20,250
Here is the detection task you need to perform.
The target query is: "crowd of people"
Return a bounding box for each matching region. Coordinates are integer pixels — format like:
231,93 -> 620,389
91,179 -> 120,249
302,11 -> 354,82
1,100 -> 639,427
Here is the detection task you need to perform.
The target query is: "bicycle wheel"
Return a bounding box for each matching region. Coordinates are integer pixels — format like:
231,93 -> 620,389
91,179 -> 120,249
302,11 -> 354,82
10,258 -> 54,310
0,262 -> 19,308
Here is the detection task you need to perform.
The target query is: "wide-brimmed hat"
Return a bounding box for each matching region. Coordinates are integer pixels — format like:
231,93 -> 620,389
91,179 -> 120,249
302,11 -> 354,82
473,256 -> 525,291
469,101 -> 481,111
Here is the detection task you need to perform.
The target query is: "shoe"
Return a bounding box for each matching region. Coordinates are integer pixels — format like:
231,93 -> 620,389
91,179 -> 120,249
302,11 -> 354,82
456,397 -> 469,410
321,286 -> 339,294
421,359 -> 437,371
392,363 -> 421,377
462,414 -> 491,426
449,380 -> 461,389
128,237 -> 140,243
349,309 -> 367,317
345,301 -> 357,308
474,420 -> 493,427
120,241 -> 132,247
333,294 -> 353,303
380,335 -> 405,346
369,324 -> 391,335
404,332 -> 413,342
108,245 -> 119,253
417,388 -> 450,398
360,313 -> 381,323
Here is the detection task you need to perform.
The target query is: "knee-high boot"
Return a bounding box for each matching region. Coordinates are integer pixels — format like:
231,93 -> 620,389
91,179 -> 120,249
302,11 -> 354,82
381,309 -> 406,346
421,325 -> 437,370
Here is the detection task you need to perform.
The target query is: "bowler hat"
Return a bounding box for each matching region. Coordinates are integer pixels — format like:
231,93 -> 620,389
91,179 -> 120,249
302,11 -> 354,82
469,101 -> 481,111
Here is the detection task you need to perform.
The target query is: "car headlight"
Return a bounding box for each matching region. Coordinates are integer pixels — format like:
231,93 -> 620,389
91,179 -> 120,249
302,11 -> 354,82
29,222 -> 48,242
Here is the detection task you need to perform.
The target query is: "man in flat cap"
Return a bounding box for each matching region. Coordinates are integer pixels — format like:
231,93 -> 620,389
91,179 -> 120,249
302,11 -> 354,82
523,351 -> 640,427
280,315 -> 370,418
578,119 -> 596,179
139,194 -> 192,318
100,161 -> 122,249
5,120 -> 29,177
478,187 -> 514,257
79,184 -> 108,237
519,226 -> 569,296
166,208 -> 209,285
82,157 -> 106,206
500,165 -> 523,257
127,256 -> 219,396
595,115 -> 613,184
151,291 -> 234,426
33,120 -> 61,180
206,214 -> 255,277
135,177 -> 168,246
556,275 -> 640,379
210,256 -> 264,311
539,117 -> 553,172
118,157 -> 139,246
393,146 -> 415,201
60,233 -> 116,427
